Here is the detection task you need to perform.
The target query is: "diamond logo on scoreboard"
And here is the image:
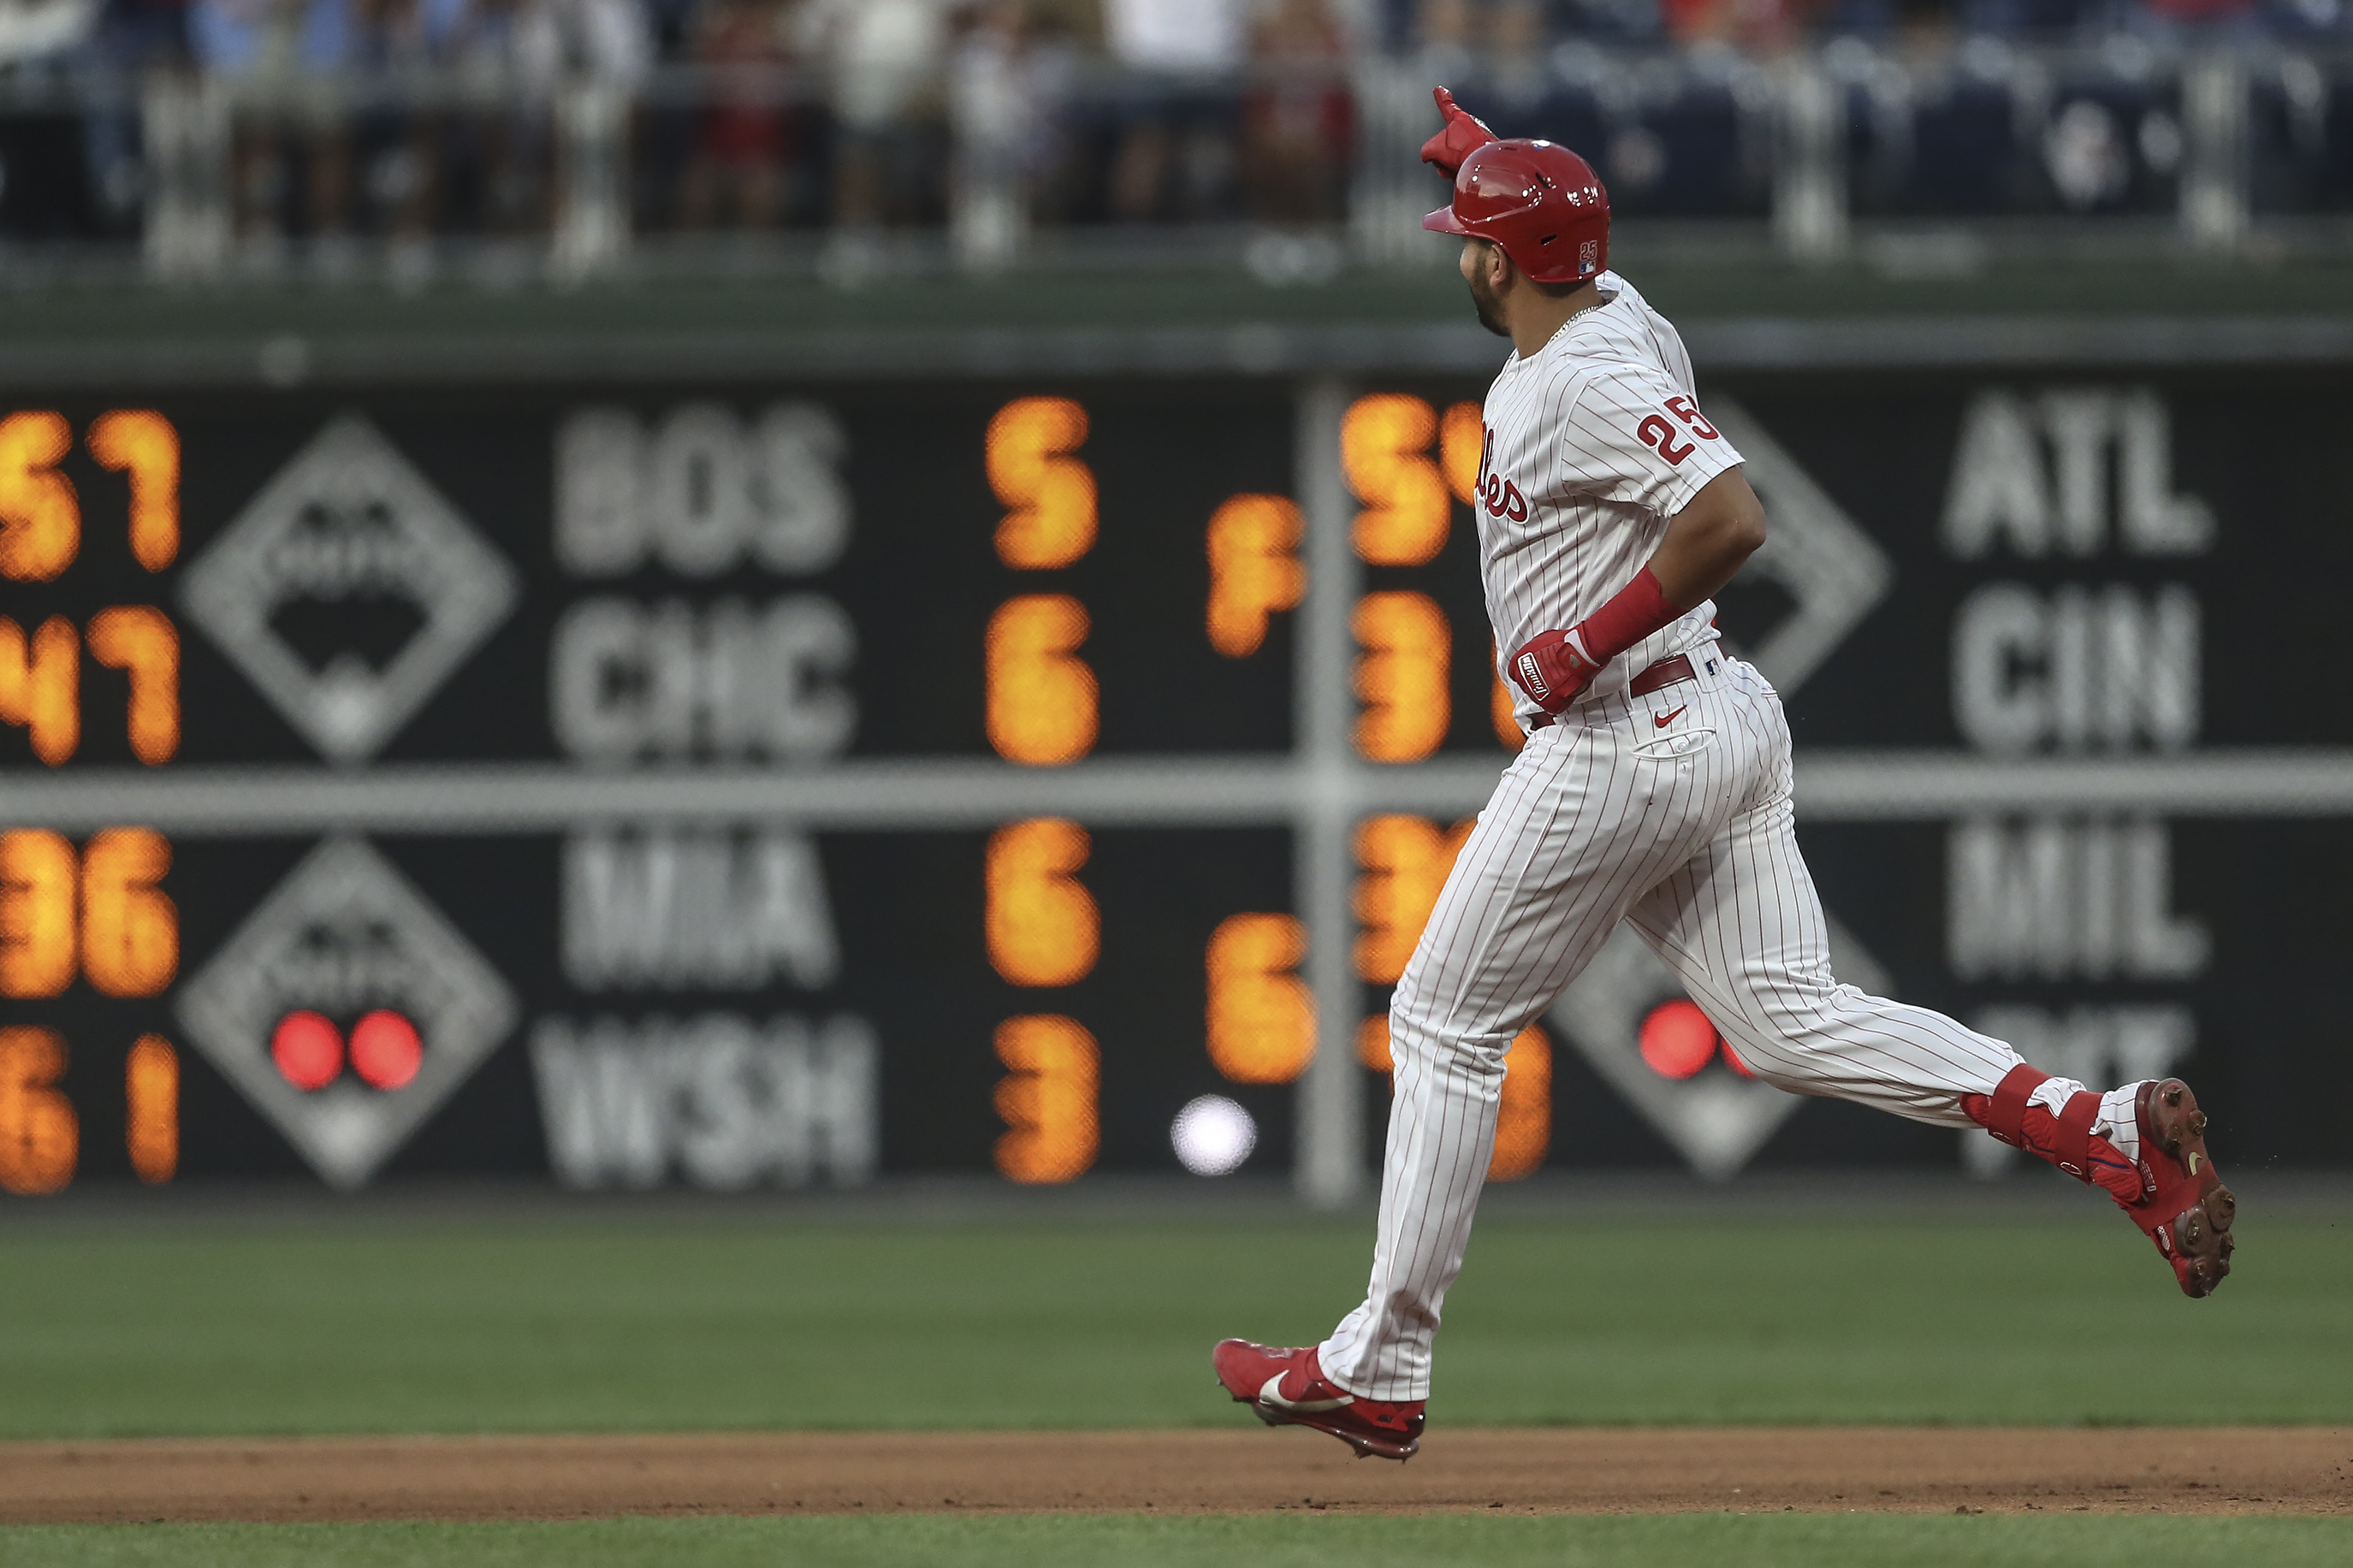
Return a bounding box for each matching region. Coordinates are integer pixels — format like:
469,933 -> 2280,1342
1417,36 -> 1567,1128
1701,399 -> 1892,695
175,837 -> 519,1189
1547,914 -> 1894,1180
181,414 -> 519,763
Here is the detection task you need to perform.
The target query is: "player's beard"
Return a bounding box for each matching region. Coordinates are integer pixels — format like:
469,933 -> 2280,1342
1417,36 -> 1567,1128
1467,265 -> 1509,338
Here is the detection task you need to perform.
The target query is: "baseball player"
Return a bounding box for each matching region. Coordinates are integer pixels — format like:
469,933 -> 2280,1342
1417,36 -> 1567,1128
1213,89 -> 2237,1462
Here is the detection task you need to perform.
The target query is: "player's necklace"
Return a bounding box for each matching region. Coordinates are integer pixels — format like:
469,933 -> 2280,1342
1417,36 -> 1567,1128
1541,296 -> 1608,353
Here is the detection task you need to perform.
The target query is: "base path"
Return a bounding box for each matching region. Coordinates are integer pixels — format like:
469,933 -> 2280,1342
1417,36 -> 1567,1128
2,1429 -> 2347,1523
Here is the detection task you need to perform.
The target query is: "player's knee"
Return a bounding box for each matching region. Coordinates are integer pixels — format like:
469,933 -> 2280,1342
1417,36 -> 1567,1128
1386,1011 -> 1510,1081
1725,968 -> 1847,1040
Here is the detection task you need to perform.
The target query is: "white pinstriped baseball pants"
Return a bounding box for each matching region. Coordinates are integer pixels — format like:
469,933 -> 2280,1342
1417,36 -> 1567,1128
1319,650 -> 2120,1402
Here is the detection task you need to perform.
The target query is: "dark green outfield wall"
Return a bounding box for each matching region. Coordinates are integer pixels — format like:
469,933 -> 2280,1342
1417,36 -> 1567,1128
1,258 -> 2348,359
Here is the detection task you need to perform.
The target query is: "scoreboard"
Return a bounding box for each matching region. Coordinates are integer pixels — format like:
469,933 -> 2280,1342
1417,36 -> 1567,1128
3,354 -> 2350,1198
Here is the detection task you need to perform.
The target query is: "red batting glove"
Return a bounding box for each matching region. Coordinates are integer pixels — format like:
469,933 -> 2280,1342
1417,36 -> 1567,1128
1508,628 -> 1603,714
1420,86 -> 1498,178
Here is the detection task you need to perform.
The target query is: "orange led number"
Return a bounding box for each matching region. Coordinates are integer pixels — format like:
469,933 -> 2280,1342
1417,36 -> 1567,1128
1205,914 -> 1314,1084
1439,401 -> 1484,505
1352,814 -> 1476,983
0,411 -> 78,582
127,1035 -> 178,1185
1355,1015 -> 1550,1180
0,830 -> 76,998
1205,494 -> 1305,658
86,607 -> 179,764
0,616 -> 78,765
1352,591 -> 1449,761
1342,394 -> 1449,566
1491,645 -> 1524,751
1489,1025 -> 1552,1179
80,828 -> 176,997
0,1027 -> 75,1195
987,595 -> 1097,766
86,411 -> 180,571
993,1015 -> 1099,1183
986,819 -> 1100,987
988,397 -> 1097,569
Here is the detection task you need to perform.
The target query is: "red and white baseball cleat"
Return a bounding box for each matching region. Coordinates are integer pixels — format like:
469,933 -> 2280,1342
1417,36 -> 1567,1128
1212,1340 -> 1425,1460
2130,1077 -> 2237,1299
1966,1069 -> 2237,1299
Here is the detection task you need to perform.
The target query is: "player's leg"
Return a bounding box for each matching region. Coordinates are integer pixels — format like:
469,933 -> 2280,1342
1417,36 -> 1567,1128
1624,658 -> 2234,1294
1314,704 -> 1740,1404
1621,661 -> 2114,1129
1215,706 -> 1750,1455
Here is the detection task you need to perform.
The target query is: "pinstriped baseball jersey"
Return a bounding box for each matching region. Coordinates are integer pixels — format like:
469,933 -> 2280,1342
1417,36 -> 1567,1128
1475,272 -> 1742,727
1306,269 -> 2147,1406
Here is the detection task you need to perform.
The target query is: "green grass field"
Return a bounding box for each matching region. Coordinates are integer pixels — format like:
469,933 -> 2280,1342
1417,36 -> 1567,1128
3,1208 -> 2347,1565
5,1515 -> 2353,1568
1,1210 -> 2348,1438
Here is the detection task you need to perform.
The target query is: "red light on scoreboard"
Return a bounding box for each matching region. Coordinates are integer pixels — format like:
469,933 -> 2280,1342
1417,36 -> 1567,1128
273,1009 -> 428,1092
350,1010 -> 424,1092
1639,999 -> 1722,1080
271,1011 -> 343,1092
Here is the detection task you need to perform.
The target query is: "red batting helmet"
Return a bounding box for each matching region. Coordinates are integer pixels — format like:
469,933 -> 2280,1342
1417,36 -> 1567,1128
1423,139 -> 1610,286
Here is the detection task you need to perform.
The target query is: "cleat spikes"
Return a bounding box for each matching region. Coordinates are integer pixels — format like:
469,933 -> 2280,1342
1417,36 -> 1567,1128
2131,1078 -> 2236,1299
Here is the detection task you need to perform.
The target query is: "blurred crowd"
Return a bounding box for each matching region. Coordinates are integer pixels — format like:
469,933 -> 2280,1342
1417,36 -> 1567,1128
0,0 -> 2347,246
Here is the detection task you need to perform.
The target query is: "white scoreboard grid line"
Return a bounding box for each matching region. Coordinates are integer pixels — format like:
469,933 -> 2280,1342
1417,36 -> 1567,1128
5,751 -> 2353,835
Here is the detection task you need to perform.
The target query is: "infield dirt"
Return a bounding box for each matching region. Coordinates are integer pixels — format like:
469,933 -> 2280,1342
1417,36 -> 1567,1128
1,1429 -> 2344,1524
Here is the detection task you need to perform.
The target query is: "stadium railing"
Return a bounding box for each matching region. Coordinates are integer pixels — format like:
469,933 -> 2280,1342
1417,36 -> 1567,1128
1,40 -> 2347,286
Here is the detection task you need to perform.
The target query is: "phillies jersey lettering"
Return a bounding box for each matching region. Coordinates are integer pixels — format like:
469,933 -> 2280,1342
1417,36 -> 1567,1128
1472,272 -> 1740,729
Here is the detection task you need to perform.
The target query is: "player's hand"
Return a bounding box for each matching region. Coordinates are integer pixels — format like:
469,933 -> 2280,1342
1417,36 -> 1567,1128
1508,629 -> 1603,713
1420,86 -> 1498,178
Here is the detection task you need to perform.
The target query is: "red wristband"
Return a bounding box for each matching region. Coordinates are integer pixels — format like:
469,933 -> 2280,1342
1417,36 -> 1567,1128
1571,565 -> 1678,662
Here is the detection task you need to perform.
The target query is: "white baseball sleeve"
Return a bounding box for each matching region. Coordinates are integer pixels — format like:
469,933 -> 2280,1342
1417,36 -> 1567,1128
1559,363 -> 1745,517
